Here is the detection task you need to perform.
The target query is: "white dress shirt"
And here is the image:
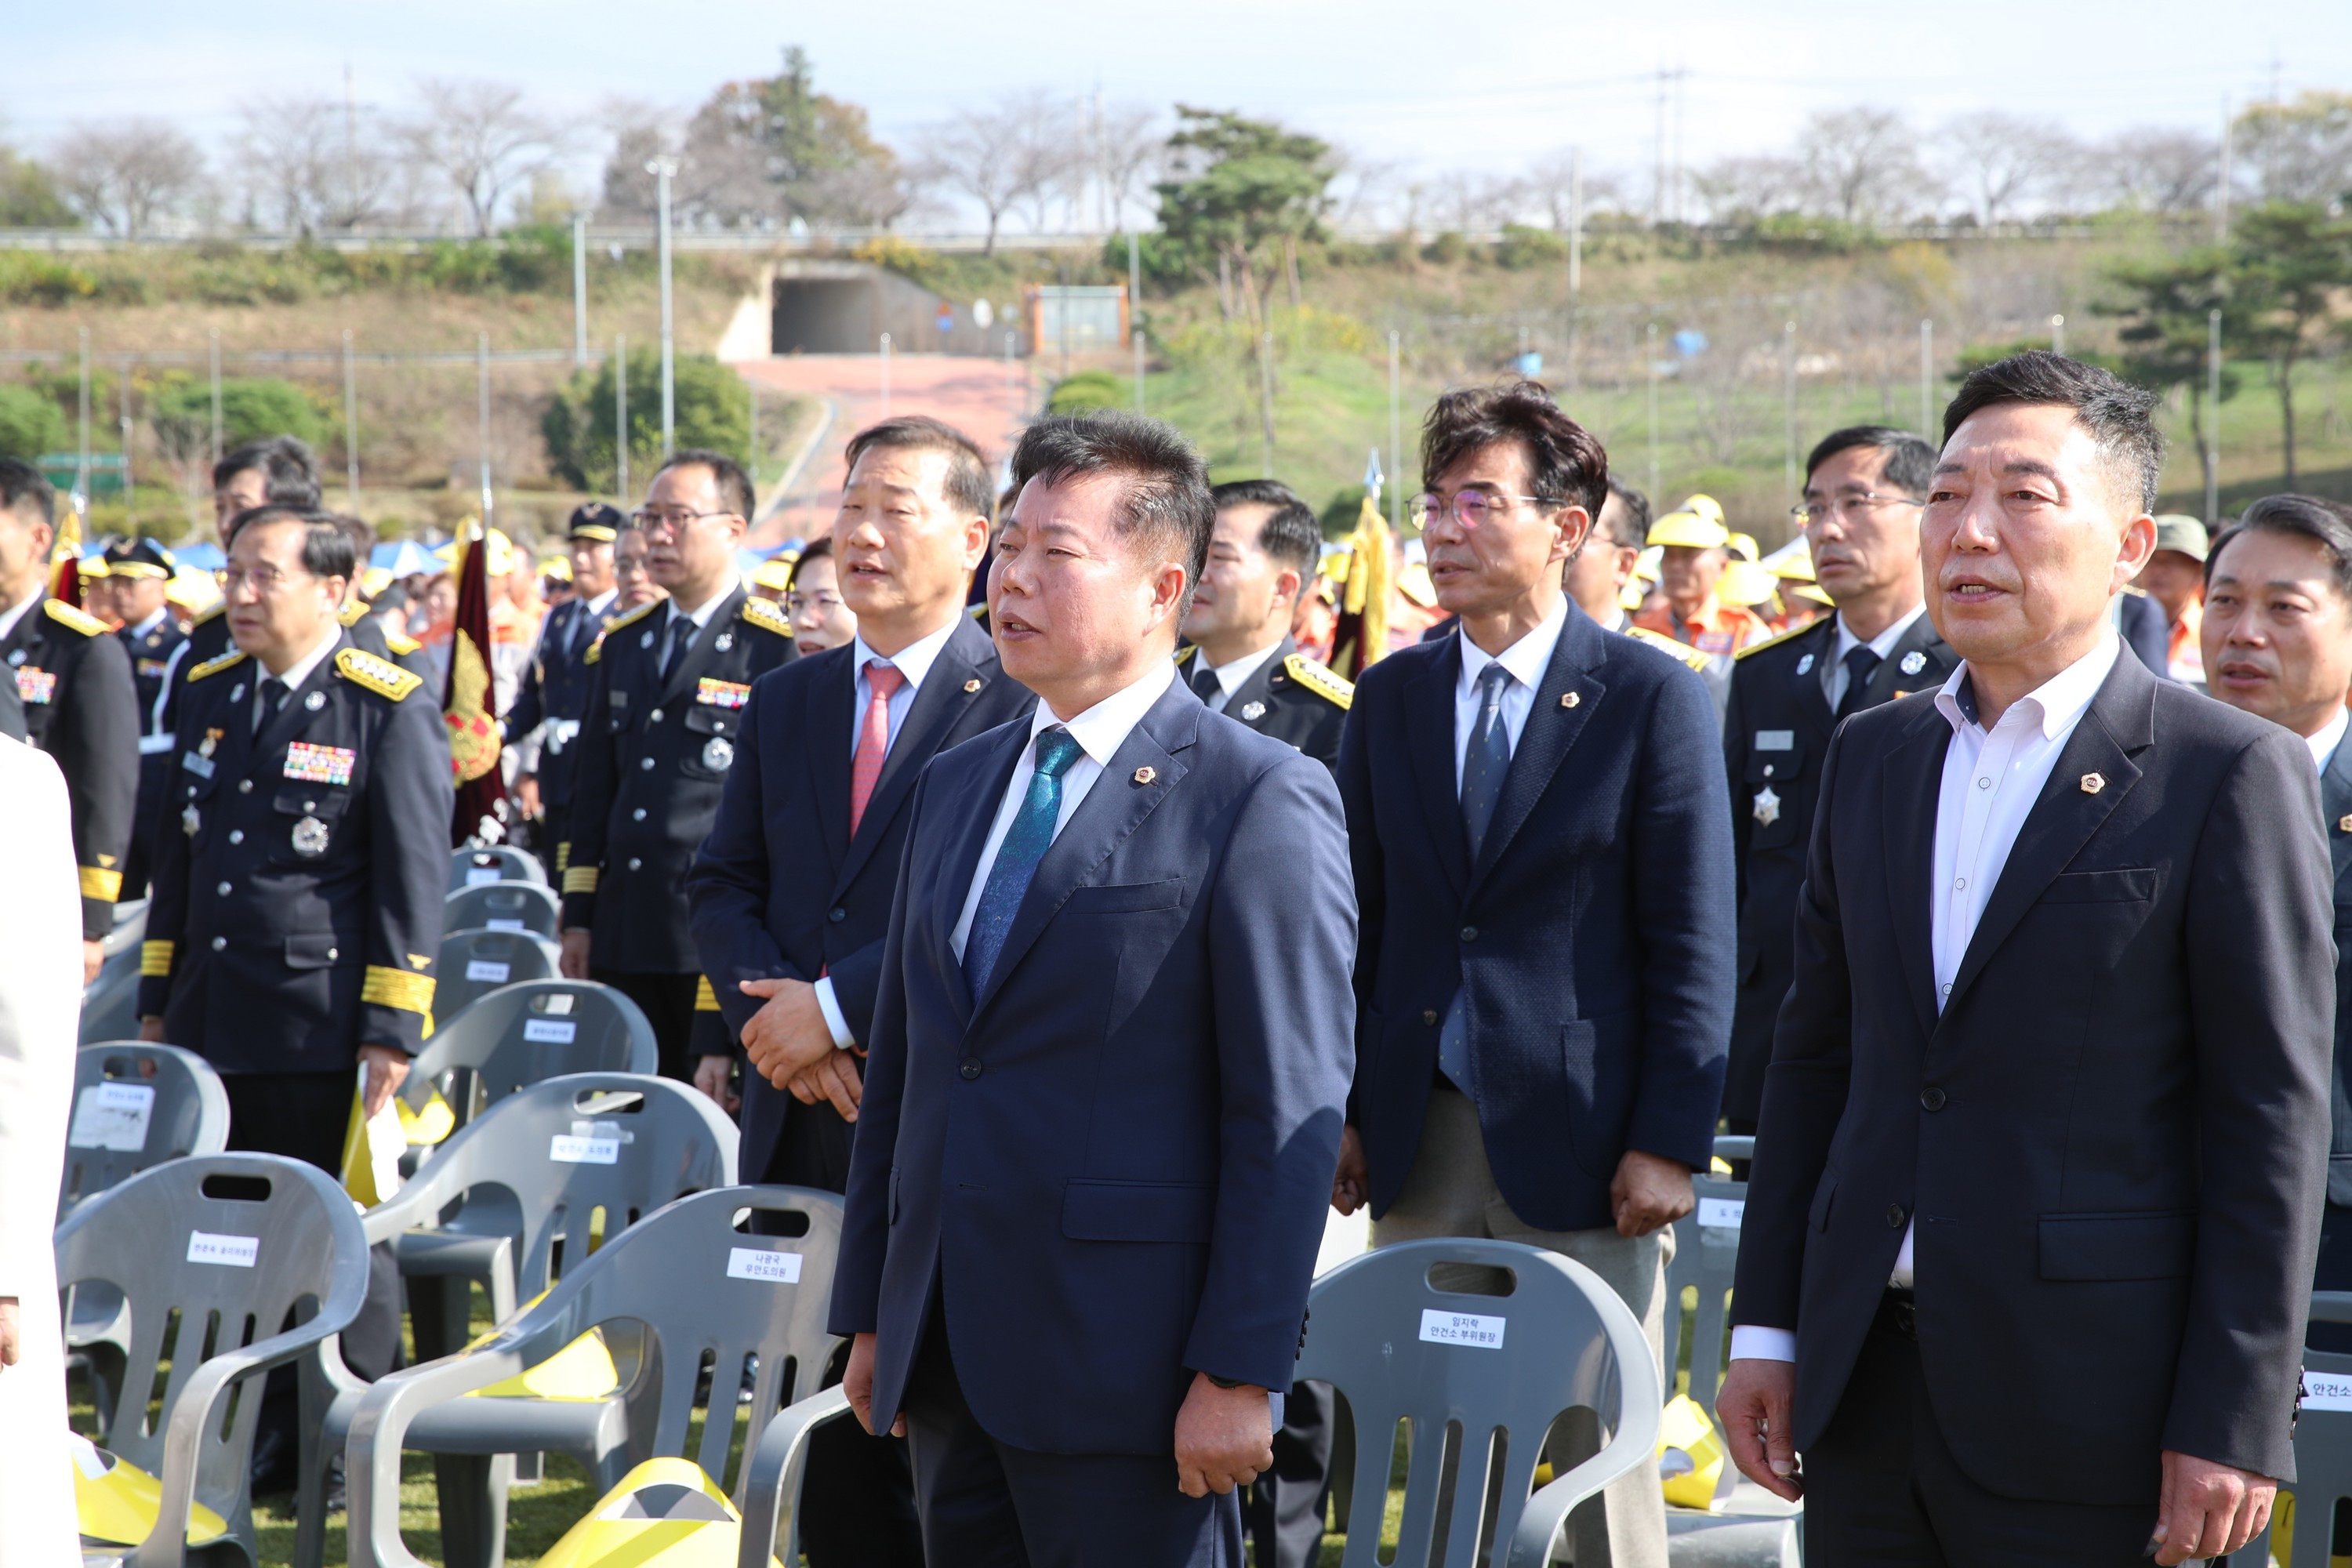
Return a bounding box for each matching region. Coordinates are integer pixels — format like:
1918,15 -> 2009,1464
1822,603 -> 1929,710
2308,708 -> 2348,775
665,586 -> 728,640
1454,595 -> 1570,789
811,613 -> 967,1047
1730,631 -> 2122,1366
949,658 -> 1176,964
1193,640 -> 1283,714
0,590 -> 38,644
252,624 -> 344,729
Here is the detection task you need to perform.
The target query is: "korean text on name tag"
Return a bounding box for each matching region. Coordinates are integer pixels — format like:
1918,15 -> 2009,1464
2305,1371 -> 2352,1412
1419,1308 -> 1506,1348
524,1018 -> 577,1043
728,1247 -> 804,1283
187,1232 -> 260,1268
69,1082 -> 156,1151
1699,1197 -> 1746,1230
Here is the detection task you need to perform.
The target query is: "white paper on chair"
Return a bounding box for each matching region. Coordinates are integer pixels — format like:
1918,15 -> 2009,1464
1698,1198 -> 1746,1231
466,960 -> 511,983
727,1247 -> 803,1283
466,868 -> 501,887
487,918 -> 526,931
524,1018 -> 577,1044
187,1232 -> 259,1268
2305,1371 -> 2352,1411
1419,1308 -> 1506,1348
550,1134 -> 620,1164
68,1082 -> 155,1150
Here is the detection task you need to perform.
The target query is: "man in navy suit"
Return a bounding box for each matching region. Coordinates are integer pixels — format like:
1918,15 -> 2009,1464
831,412 -> 1356,1566
1331,381 -> 1733,1568
688,416 -> 1025,1565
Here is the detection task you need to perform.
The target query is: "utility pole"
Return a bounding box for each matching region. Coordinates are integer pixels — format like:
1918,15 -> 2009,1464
2206,307 -> 2224,524
880,332 -> 893,420
1387,331 -> 1403,531
342,329 -> 360,506
572,212 -> 589,368
208,329 -> 223,463
343,63 -> 359,228
2216,95 -> 2234,245
477,332 -> 493,520
614,334 -> 629,503
1129,230 -> 1145,413
1918,318 -> 1935,440
1258,331 -> 1276,478
1652,68 -> 1668,230
1568,147 -> 1584,298
119,357 -> 134,528
646,158 -> 677,456
1646,321 -> 1661,501
76,328 -> 89,504
747,379 -> 758,481
1783,321 -> 1799,503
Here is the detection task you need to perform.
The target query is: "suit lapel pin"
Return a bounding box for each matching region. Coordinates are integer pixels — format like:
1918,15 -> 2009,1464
1133,766 -> 1156,785
1560,691 -> 1581,709
1796,652 -> 1815,675
713,630 -> 734,652
964,678 -> 982,693
304,690 -> 326,711
2338,815 -> 2352,833
1240,699 -> 1266,720
1900,650 -> 1927,675
2080,772 -> 2106,794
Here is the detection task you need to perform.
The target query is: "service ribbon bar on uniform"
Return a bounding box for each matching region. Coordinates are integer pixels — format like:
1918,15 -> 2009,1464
696,677 -> 752,710
283,741 -> 357,786
361,965 -> 436,1015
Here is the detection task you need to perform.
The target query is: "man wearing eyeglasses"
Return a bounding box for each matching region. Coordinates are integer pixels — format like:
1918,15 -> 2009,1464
1719,426 -> 1953,1134
1331,382 -> 1732,1568
558,450 -> 796,1080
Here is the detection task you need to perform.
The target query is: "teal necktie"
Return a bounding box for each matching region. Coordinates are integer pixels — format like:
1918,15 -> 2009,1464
962,728 -> 1087,996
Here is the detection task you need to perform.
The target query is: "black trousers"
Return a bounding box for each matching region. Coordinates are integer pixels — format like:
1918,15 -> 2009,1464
1241,1382 -> 1332,1568
1806,1295 -> 2154,1566
901,1298 -> 1243,1568
593,968 -> 699,1082
220,1070 -> 403,1487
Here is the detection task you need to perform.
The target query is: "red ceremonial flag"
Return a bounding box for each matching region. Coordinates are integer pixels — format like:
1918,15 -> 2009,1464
445,520 -> 505,846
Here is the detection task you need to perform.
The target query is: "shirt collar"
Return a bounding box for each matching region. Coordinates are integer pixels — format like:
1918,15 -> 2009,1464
1203,638 -> 1284,697
852,614 -> 961,695
1834,601 -> 1929,663
264,623 -> 345,692
667,586 -> 729,631
2308,707 -> 2350,775
0,590 -> 38,644
583,586 -> 619,618
1936,630 -> 2119,740
129,607 -> 171,638
1458,593 -> 1570,695
1029,657 -> 1177,766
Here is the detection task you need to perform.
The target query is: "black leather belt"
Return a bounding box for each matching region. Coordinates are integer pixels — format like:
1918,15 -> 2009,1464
1878,1288 -> 1918,1341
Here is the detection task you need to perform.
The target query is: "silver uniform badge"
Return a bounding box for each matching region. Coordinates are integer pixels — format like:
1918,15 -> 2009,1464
182,804 -> 201,836
702,737 -> 735,771
1900,650 -> 1927,676
1795,653 -> 1814,676
1752,785 -> 1782,827
640,630 -> 655,649
713,631 -> 734,652
306,689 -> 327,711
1240,700 -> 1267,720
230,682 -> 246,702
292,815 -> 331,857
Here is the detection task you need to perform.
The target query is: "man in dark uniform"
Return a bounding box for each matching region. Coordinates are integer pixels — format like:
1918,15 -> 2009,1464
103,536 -> 187,902
1177,479 -> 1352,777
1719,426 -> 1955,1132
560,450 -> 795,1080
0,459 -> 140,982
509,503 -> 625,877
135,504 -> 450,1491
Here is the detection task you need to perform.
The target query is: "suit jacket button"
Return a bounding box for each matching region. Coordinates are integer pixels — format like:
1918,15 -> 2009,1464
960,1059 -> 982,1080
1886,1203 -> 1907,1228
212,936 -> 227,951
1422,1009 -> 1438,1025
1920,1087 -> 1947,1111
1460,926 -> 1479,942
627,857 -> 642,871
641,757 -> 655,771
828,907 -> 846,923
650,708 -> 664,724
238,779 -> 253,793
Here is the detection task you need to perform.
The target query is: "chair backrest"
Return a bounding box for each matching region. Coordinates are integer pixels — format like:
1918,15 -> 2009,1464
2238,1291 -> 2352,1568
442,879 -> 561,939
1664,1134 -> 1750,1412
1298,1236 -> 1659,1568
432,927 -> 564,1021
401,980 -> 657,1134
449,846 -> 547,893
78,899 -> 150,1046
60,1042 -> 233,1220
365,1073 -> 739,1299
53,1154 -> 370,1514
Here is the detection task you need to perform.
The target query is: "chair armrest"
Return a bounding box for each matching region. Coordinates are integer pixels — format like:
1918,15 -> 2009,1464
1504,1395 -> 1665,1568
735,1387 -> 855,1568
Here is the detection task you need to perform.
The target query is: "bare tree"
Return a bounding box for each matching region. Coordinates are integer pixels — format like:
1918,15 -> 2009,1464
1940,111 -> 2074,224
2089,127 -> 2219,213
1795,107 -> 1934,225
912,93 -> 1069,253
2234,90 -> 2352,205
1428,171 -> 1524,233
1692,155 -> 1806,222
1095,103 -> 1161,230
50,121 -> 206,238
401,78 -> 561,236
234,98 -> 397,234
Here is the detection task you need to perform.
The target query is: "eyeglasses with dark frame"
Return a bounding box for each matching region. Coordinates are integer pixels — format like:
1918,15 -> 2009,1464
1791,493 -> 1925,528
630,506 -> 741,535
1409,490 -> 1561,531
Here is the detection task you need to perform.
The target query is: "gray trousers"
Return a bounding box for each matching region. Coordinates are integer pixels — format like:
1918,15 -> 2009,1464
1372,1086 -> 1671,1568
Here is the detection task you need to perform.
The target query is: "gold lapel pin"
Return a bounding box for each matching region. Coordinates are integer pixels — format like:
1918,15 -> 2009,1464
1133,765 -> 1157,785
963,678 -> 982,693
2338,814 -> 2352,833
2080,772 -> 2106,794
1560,691 -> 1581,709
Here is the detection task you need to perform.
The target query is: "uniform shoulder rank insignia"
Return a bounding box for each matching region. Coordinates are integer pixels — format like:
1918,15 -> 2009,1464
1174,644 -> 1199,668
384,628 -> 423,655
1627,625 -> 1715,672
335,645 -> 423,701
1283,653 -> 1353,710
190,601 -> 225,628
739,595 -> 793,637
603,600 -> 660,637
1730,622 -> 1812,662
42,598 -> 108,637
337,600 -> 368,627
187,649 -> 249,683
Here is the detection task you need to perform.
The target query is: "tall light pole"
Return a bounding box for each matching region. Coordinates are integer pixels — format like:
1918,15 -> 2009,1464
1387,330 -> 1403,532
1258,331 -> 1276,478
208,329 -> 223,463
880,332 -> 892,420
572,212 -> 589,368
120,355 -> 134,528
1918,318 -> 1934,440
1129,230 -> 1144,414
1782,320 -> 1798,503
342,329 -> 360,506
2050,314 -> 2065,356
2206,307 -> 2224,524
646,158 -> 677,456
1646,321 -> 1661,503
614,334 -> 630,503
76,327 -> 90,504
477,332 -> 493,520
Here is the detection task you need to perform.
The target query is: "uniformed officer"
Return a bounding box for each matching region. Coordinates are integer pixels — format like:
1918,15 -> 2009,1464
1177,479 -> 1352,772
559,449 -> 795,1078
1719,426 -> 1953,1132
508,503 -> 625,876
135,503 -> 450,1489
103,537 -> 187,902
0,459 -> 140,981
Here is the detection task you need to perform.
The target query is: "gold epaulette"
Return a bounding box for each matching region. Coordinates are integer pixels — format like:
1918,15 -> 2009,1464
967,601 -> 989,622
604,601 -> 660,635
739,596 -> 793,638
338,601 -> 368,627
335,646 -> 423,701
1283,653 -> 1353,710
1627,626 -> 1716,672
385,629 -> 423,655
187,650 -> 248,682
1174,644 -> 1199,668
44,598 -> 108,636
191,601 -> 224,628
1730,622 -> 1817,662
583,637 -> 604,665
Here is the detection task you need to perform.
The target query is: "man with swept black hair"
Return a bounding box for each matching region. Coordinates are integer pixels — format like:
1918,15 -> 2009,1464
212,436 -> 322,528
1722,353 -> 2332,1565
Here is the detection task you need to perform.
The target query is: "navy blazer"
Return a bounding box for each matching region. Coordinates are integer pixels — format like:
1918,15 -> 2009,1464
1733,652 -> 2333,1501
1338,606 -> 1734,1232
685,615 -> 1032,1185
829,679 -> 1356,1455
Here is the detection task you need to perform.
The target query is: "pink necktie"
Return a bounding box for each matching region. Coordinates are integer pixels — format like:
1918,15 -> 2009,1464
848,661 -> 905,840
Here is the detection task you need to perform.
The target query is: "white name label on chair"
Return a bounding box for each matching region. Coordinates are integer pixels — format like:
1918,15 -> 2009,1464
466,868 -> 502,887
1419,1309 -> 1506,1349
187,1232 -> 260,1268
524,1018 -> 578,1044
487,918 -> 526,931
68,1082 -> 156,1151
727,1247 -> 804,1284
549,1134 -> 621,1164
2304,1371 -> 2352,1411
466,960 -> 512,983
1699,1198 -> 1746,1230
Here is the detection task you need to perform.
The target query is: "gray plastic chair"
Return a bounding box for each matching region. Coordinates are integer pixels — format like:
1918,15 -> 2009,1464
58,1152 -> 370,1568
449,846 -> 546,893
443,880 -> 561,939
346,1185 -> 846,1568
431,927 -> 564,1025
400,980 -> 656,1144
80,898 -> 151,1044
2224,1290 -> 2352,1568
295,1072 -> 739,1568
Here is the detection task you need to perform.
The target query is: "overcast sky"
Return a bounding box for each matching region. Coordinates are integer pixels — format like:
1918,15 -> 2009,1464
8,0 -> 2346,205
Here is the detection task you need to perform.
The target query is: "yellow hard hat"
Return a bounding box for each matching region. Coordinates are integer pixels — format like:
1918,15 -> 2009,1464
1634,545 -> 1662,583
1716,559 -> 1779,608
1725,532 -> 1760,564
1681,493 -> 1725,524
1763,538 -> 1815,581
750,557 -> 796,593
1793,583 -> 1835,607
1646,510 -> 1730,551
